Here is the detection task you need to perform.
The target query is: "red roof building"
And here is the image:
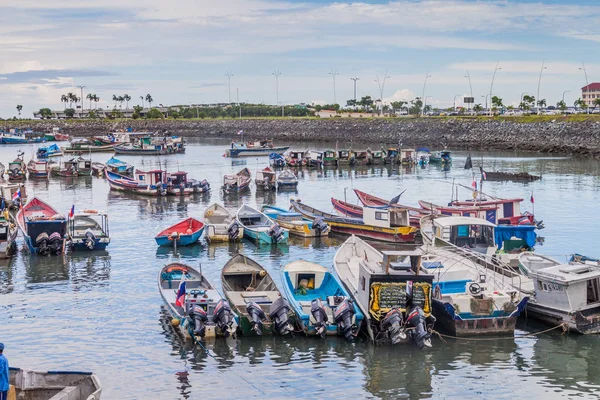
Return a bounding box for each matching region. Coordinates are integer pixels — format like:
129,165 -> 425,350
581,83 -> 600,106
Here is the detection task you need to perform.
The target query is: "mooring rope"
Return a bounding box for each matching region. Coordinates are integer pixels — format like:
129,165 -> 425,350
429,322 -> 569,342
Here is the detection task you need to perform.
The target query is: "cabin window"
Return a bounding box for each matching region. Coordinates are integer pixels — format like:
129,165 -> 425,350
503,202 -> 514,218
457,225 -> 469,237
375,212 -> 388,221
588,279 -> 600,304
138,175 -> 145,181
537,280 -> 544,290
361,276 -> 366,291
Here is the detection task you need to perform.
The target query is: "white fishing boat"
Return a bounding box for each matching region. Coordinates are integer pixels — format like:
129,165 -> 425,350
236,204 -> 289,244
276,169 -> 298,190
203,203 -> 243,242
9,368 -> 102,400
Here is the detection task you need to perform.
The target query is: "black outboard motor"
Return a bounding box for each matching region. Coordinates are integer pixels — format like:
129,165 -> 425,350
333,298 -> 356,342
268,223 -> 284,243
312,217 -> 328,236
406,306 -> 432,349
213,299 -> 235,337
310,298 -> 328,338
381,308 -> 405,345
35,232 -> 49,255
84,229 -> 96,250
48,232 -> 63,255
246,301 -> 266,335
227,220 -> 240,240
198,179 -> 210,193
269,297 -> 292,335
190,305 -> 208,338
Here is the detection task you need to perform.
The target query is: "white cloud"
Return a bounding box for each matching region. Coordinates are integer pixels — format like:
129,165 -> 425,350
384,89 -> 416,104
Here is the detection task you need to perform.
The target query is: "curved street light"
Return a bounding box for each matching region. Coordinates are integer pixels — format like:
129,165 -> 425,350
421,71 -> 432,116
489,61 -> 501,116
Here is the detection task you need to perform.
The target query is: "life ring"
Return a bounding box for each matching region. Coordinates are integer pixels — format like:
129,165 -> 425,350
83,209 -> 98,214
165,265 -> 187,273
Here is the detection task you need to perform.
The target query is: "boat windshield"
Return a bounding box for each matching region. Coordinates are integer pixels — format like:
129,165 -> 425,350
450,225 -> 494,252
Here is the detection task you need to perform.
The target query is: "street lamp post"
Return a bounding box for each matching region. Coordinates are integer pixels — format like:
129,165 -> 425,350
272,70 -> 282,106
489,61 -> 501,116
329,69 -> 339,105
77,85 -> 85,114
281,101 -> 289,118
481,95 -> 491,111
562,90 -> 571,104
225,71 -> 234,104
464,70 -> 473,111
350,77 -> 359,109
421,71 -> 432,117
375,72 -> 390,115
237,88 -> 241,118
453,94 -> 461,111
536,61 -> 547,113
424,96 -> 432,115
579,62 -> 590,113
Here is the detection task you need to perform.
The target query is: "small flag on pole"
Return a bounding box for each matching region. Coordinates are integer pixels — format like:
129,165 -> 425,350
530,193 -> 534,203
175,280 -> 186,307
69,205 -> 75,217
12,188 -> 20,201
479,166 -> 487,180
471,180 -> 477,190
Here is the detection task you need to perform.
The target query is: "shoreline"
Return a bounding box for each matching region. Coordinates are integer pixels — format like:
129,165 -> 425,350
4,117 -> 600,156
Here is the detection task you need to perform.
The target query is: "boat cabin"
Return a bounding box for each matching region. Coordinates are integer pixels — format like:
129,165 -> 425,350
452,198 -> 523,222
74,157 -> 92,172
353,150 -> 369,164
400,149 -> 415,164
323,150 -> 337,162
288,151 -> 306,161
305,150 -> 323,162
430,216 -> 496,254
363,207 -> 411,228
169,171 -> 188,186
136,169 -> 167,186
337,149 -> 352,162
246,140 -> 274,149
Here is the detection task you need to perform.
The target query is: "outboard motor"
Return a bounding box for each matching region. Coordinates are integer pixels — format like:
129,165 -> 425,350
269,297 -> 292,335
246,301 -> 266,335
199,179 -> 210,193
35,232 -> 49,255
227,220 -> 240,240
333,298 -> 357,342
84,228 -> 96,250
312,217 -> 328,236
213,299 -> 235,338
406,306 -> 432,349
189,305 -> 208,338
48,232 -> 63,255
268,223 -> 284,243
310,298 -> 328,338
381,308 -> 405,345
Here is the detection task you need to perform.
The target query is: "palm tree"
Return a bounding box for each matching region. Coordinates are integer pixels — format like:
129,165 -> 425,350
67,92 -> 76,108
93,95 -> 100,109
16,105 -> 22,117
117,96 -> 124,108
145,94 -> 153,108
593,98 -> 600,110
473,104 -> 483,112
61,94 -> 68,109
556,100 -> 567,112
112,95 -> 118,108
140,96 -> 145,108
124,94 -> 131,109
86,93 -> 94,109
537,99 -> 546,108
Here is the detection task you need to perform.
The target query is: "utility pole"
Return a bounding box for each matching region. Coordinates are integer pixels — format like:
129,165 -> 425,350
237,88 -> 241,118
375,72 -> 390,115
488,61 -> 501,116
536,60 -> 547,113
329,69 -> 339,105
225,71 -> 234,104
420,71 -> 431,117
350,77 -> 359,109
580,62 -> 590,113
77,85 -> 85,112
272,70 -> 281,106
464,70 -> 473,111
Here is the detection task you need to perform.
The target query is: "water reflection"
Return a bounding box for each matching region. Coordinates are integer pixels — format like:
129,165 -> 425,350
156,243 -> 206,259
23,252 -> 111,287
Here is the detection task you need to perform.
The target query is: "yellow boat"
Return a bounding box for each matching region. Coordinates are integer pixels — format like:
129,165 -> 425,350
262,205 -> 329,238
204,203 -> 243,242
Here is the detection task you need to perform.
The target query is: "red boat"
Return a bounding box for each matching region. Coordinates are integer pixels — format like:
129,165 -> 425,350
155,217 -> 205,246
332,198 -> 422,227
353,189 -> 427,215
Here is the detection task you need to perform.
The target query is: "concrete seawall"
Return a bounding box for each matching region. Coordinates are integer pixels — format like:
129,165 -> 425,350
8,118 -> 600,156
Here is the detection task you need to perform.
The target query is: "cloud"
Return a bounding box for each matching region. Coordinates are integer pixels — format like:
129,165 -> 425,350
384,89 -> 416,104
189,83 -> 227,89
0,69 -> 117,84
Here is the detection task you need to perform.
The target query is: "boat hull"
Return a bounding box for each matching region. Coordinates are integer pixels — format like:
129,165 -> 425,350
275,220 -> 327,238
70,240 -> 110,251
114,145 -> 185,155
155,229 -> 204,246
226,146 -> 289,158
63,144 -> 116,153
524,301 -> 600,334
243,228 -> 289,244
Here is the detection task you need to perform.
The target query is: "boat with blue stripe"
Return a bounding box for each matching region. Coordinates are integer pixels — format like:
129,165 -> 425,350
155,217 -> 204,247
36,143 -> 63,159
16,197 -> 67,255
106,157 -> 134,176
225,139 -> 289,158
262,205 -> 329,237
236,204 -> 289,244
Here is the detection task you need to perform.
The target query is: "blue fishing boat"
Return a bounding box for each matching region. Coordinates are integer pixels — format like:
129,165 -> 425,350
262,205 -> 329,237
236,204 -> 289,244
16,197 -> 67,255
281,260 -> 363,338
106,157 -> 134,176
225,139 -> 289,158
67,210 -> 111,251
155,217 -> 205,246
269,152 -> 286,168
36,143 -> 63,159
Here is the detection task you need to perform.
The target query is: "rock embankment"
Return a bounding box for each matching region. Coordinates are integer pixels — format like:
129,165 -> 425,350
7,118 -> 600,156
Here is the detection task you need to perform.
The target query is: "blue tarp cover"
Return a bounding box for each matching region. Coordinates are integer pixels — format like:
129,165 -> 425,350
495,225 -> 536,249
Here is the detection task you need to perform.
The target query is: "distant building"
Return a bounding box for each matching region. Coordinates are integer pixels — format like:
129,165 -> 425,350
581,83 -> 600,106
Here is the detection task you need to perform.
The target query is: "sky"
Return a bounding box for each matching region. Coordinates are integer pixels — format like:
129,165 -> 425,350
1,0 -> 600,117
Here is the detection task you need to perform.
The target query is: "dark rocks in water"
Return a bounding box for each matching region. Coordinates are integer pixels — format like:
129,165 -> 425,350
484,171 -> 542,182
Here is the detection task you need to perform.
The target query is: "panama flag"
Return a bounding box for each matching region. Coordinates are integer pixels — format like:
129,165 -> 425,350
471,179 -> 477,190
69,205 -> 75,217
175,280 -> 186,307
12,188 -> 20,201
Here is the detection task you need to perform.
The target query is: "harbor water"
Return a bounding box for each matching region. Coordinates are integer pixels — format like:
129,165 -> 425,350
1,138 -> 600,399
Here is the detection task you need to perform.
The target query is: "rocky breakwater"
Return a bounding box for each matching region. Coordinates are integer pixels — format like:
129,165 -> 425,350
11,117 -> 600,156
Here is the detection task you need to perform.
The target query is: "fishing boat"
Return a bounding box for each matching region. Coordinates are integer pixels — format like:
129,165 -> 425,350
73,156 -> 92,175
400,149 -> 416,165
255,166 -> 276,191
105,157 -> 134,176
383,146 -> 399,164
7,152 -> 26,181
27,160 -> 50,179
570,254 -> 600,266
203,203 -> 243,242
236,204 -> 289,244
331,198 -> 364,218
517,252 -> 600,334
155,217 -> 205,247
323,149 -> 337,166
222,167 -> 251,194
416,147 -> 430,166
286,150 -> 306,167
290,200 -> 416,243
276,169 -> 298,190
262,205 -> 329,237
430,150 -> 451,164
159,262 -> 237,340
225,139 -> 289,158
0,182 -> 26,208
269,152 -> 286,168
484,171 -> 542,182
337,149 -> 353,166
16,197 -> 67,255
67,210 -> 111,251
91,162 -> 106,176
63,138 -> 116,153
304,150 -> 324,168
114,136 -> 185,155
221,254 -> 293,336
354,189 -> 429,214
44,127 -> 70,142
0,209 -> 18,259
334,235 -> 436,347
281,260 -> 364,339
105,169 -> 168,196
36,143 -> 63,158
9,368 -> 102,400
0,130 -> 45,144
51,158 -> 79,177
418,200 -> 502,223
167,171 -> 210,196
352,150 -> 369,166
367,148 -> 384,165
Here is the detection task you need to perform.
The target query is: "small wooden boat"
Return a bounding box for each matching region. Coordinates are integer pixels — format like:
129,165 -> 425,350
67,210 -> 111,250
222,167 -> 251,194
155,217 -> 204,247
73,156 -> 92,175
221,254 -> 293,336
291,200 -> 416,243
269,152 -> 286,168
167,171 -> 210,196
27,160 -> 50,179
7,152 -> 26,181
51,159 -> 79,177
484,171 -> 541,182
430,150 -> 451,164
204,203 -> 243,242
416,147 -> 430,166
262,205 -> 329,237
286,150 -> 306,167
352,149 -> 369,166
63,138 -> 116,153
0,182 -> 26,208
91,162 -> 106,176
383,146 -> 399,164
225,139 -> 289,157
337,149 -> 352,166
334,235 -> 436,347
236,204 -> 289,244
323,149 -> 337,166
367,148 -> 384,165
333,197 -> 422,227
159,262 -> 237,340
276,169 -> 298,190
400,148 -> 416,165
255,166 -> 276,191
105,169 -> 168,196
16,197 -> 67,255
0,209 -> 18,258
281,260 -> 364,338
113,138 -> 184,155
304,150 -> 324,168
9,368 -> 102,400
105,157 -> 133,176
36,143 -> 63,158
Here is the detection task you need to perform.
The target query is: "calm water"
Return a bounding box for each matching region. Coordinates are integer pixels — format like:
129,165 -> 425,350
1,138 -> 600,399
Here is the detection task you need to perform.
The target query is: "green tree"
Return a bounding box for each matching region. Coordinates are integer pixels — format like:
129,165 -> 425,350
408,97 -> 423,115
124,94 -> 131,109
390,101 -> 407,111
593,98 -> 600,109
16,105 -> 22,117
38,108 -> 52,119
93,95 -> 100,109
61,94 -> 68,109
359,96 -> 374,112
112,94 -> 118,108
145,94 -> 153,108
88,110 -> 97,118
556,100 -> 567,112
145,108 -> 163,119
522,95 -> 535,110
574,98 -> 587,110
67,92 -> 76,107
473,104 -> 483,112
491,96 -> 503,113
537,99 -> 546,108
346,99 -> 357,108
64,108 -> 75,118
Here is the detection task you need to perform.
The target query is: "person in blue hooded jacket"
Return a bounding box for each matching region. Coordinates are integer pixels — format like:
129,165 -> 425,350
0,343 -> 8,400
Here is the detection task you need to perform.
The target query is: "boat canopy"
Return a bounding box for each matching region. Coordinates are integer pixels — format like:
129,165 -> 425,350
495,225 -> 536,250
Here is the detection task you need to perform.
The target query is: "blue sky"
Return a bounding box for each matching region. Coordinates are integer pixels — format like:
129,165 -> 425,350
1,0 -> 600,117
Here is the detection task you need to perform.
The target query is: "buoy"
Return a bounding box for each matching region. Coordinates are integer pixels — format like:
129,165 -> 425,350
259,270 -> 267,277
186,228 -> 193,234
171,318 -> 180,327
